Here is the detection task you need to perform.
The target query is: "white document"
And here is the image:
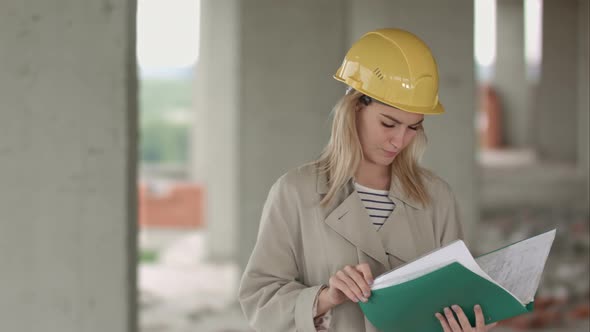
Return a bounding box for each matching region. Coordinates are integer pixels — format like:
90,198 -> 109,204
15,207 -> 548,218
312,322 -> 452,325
371,229 -> 557,305
475,229 -> 556,303
372,240 -> 494,291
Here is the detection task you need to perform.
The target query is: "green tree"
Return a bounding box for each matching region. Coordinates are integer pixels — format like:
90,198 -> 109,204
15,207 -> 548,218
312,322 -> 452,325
139,77 -> 192,164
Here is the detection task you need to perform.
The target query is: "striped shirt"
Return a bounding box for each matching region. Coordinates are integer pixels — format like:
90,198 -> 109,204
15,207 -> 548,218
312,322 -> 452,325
354,182 -> 395,231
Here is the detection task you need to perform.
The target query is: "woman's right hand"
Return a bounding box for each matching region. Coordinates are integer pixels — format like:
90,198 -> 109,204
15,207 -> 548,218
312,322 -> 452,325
317,263 -> 374,315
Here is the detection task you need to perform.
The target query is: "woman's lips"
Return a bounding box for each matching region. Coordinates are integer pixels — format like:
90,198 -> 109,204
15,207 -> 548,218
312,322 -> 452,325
383,149 -> 398,157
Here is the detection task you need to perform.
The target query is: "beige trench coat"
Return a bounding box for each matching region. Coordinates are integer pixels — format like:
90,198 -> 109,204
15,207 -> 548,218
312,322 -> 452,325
238,163 -> 464,332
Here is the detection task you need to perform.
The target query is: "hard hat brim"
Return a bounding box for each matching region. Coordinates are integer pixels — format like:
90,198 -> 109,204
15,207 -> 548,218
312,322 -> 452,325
333,75 -> 445,115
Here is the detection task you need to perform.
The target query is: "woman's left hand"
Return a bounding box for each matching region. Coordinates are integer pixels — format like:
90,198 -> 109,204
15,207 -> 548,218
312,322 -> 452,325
435,304 -> 498,332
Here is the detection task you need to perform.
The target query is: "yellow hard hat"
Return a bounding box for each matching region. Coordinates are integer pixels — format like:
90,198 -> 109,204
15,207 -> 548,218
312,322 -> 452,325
334,28 -> 444,115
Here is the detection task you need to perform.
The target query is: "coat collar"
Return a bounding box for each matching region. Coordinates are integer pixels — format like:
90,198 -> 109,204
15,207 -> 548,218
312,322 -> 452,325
318,169 -> 421,269
316,169 -> 424,210
324,188 -> 390,267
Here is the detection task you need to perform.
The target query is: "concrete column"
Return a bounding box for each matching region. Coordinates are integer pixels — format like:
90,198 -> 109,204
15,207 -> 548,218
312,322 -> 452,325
495,0 -> 529,148
0,1 -> 137,332
197,0 -> 345,268
349,0 -> 478,242
578,0 -> 589,201
238,0 -> 346,268
195,0 -> 241,263
531,0 -> 579,162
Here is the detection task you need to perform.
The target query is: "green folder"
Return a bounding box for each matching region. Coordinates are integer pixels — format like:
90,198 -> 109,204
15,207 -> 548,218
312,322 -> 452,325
359,229 -> 554,332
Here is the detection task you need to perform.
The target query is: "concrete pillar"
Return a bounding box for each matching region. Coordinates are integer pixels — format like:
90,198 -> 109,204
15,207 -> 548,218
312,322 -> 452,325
0,1 -> 137,332
349,0 -> 478,242
495,0 -> 529,148
578,0 -> 589,176
237,0 -> 345,267
195,0 -> 241,263
197,0 -> 345,268
578,0 -> 589,201
531,0 -> 579,162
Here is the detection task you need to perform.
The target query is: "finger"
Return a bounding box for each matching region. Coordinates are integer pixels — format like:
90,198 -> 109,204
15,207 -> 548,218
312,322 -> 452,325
435,312 -> 453,332
356,263 -> 374,286
443,307 -> 463,332
344,265 -> 371,299
485,322 -> 498,331
329,276 -> 358,303
336,270 -> 365,302
474,304 -> 485,328
451,305 -> 473,331
343,268 -> 369,302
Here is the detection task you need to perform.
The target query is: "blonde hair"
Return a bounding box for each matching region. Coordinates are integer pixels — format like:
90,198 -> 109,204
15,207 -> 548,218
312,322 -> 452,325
316,89 -> 432,207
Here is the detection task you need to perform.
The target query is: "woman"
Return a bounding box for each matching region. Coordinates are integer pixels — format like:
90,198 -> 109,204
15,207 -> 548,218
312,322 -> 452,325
238,28 -> 497,332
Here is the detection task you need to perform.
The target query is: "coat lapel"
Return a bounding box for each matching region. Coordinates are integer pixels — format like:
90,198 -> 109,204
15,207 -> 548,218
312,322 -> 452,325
324,190 -> 390,267
377,198 -> 418,263
319,171 -> 389,267
378,175 -> 423,262
318,169 -> 425,267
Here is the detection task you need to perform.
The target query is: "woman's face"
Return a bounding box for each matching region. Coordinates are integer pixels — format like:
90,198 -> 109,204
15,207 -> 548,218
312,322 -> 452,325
355,98 -> 424,166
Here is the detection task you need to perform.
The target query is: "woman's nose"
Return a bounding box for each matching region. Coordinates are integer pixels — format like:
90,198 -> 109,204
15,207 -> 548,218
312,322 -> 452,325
389,127 -> 405,148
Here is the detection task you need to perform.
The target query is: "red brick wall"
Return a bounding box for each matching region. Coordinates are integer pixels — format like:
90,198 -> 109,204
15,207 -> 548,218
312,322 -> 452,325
138,182 -> 205,228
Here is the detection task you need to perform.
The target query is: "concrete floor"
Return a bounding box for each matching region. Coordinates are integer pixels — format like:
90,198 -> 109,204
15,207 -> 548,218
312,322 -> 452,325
139,230 -> 243,332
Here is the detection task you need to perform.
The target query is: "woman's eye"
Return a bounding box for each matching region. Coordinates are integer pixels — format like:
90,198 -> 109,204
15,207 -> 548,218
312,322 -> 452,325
381,122 -> 395,128
409,126 -> 419,131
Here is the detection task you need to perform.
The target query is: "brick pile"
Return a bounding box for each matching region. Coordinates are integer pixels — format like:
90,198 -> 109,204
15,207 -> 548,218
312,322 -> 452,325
138,182 -> 205,229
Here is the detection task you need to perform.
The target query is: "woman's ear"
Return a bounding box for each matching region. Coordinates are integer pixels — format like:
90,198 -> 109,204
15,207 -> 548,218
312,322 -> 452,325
357,95 -> 371,111
359,95 -> 372,106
